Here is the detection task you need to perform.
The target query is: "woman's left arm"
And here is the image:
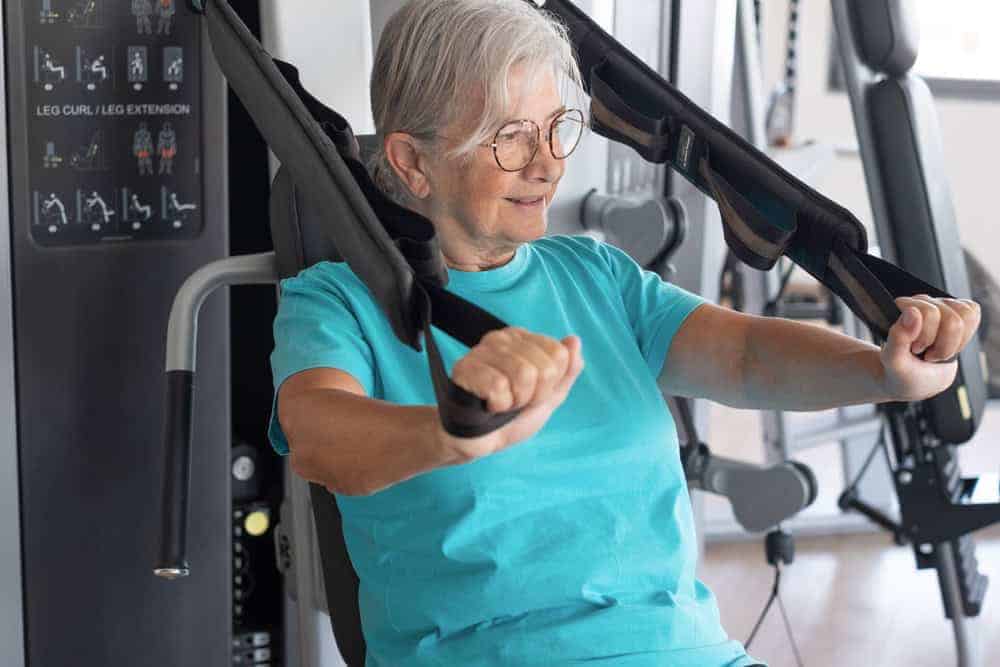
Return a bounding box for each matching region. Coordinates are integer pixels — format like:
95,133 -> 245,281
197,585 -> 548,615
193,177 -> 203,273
659,295 -> 981,412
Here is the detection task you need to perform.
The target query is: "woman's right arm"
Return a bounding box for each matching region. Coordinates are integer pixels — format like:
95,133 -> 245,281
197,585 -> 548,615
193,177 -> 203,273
278,368 -> 460,497
278,328 -> 584,497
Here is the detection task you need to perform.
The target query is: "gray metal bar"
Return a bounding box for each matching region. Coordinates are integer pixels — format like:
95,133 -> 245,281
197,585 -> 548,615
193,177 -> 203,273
285,468 -> 348,667
790,414 -> 884,451
667,0 -> 738,557
736,0 -> 766,148
165,251 -> 279,372
937,541 -> 979,667
0,0 -> 26,662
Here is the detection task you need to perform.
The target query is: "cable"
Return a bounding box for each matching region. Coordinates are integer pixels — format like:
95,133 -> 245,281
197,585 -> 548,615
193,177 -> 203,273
746,564 -> 780,648
747,530 -> 806,667
777,588 -> 805,667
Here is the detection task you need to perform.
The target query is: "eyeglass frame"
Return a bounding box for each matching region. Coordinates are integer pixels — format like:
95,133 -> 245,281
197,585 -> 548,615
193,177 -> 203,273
483,107 -> 587,172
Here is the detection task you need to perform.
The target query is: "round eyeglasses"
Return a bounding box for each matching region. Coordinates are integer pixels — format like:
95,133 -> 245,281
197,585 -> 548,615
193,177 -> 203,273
487,108 -> 585,172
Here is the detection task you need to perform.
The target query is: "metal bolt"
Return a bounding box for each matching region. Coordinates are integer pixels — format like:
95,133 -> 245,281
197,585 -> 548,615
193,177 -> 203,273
898,471 -> 913,485
919,543 -> 933,555
232,455 -> 255,482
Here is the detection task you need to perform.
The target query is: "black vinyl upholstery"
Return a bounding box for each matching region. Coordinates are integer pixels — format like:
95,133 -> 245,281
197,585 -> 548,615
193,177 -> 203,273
847,3 -> 987,442
849,0 -> 919,76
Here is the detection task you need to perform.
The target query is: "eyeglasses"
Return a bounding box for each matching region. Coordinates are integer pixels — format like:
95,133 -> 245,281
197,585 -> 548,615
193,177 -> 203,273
486,108 -> 585,172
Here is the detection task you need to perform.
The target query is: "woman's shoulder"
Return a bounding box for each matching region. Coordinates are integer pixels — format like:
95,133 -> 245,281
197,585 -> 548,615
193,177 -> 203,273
278,260 -> 375,308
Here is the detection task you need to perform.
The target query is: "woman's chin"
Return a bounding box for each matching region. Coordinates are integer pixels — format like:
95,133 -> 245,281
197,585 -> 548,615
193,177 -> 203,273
517,219 -> 547,242
503,212 -> 547,240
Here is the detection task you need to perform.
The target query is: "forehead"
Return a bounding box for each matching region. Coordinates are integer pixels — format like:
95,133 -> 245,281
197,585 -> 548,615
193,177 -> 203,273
504,65 -> 563,121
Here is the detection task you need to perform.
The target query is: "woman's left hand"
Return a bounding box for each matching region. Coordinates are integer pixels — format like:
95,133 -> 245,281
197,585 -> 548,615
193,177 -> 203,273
880,295 -> 982,402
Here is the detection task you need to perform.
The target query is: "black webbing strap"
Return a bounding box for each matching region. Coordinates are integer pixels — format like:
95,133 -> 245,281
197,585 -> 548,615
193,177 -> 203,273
539,0 -> 956,344
200,0 -> 518,438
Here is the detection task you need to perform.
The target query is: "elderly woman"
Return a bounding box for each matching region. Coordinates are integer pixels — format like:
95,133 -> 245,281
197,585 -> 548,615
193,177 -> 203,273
268,1 -> 980,665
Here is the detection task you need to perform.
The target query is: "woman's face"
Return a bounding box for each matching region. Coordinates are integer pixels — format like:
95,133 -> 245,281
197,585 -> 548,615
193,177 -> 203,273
423,66 -> 567,256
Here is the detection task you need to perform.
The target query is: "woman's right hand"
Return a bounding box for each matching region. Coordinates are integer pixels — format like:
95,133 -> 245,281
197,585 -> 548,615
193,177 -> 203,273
435,327 -> 584,463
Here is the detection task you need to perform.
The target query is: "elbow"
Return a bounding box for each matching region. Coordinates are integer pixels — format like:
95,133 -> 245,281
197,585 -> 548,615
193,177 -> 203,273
288,441 -> 360,496
288,440 -> 368,497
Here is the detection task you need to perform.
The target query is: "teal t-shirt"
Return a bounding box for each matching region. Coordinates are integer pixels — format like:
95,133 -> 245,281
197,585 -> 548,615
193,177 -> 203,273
268,234 -> 761,667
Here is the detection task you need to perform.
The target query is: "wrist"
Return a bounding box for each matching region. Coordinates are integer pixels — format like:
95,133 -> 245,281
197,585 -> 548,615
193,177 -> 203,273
869,347 -> 895,403
421,407 -> 474,468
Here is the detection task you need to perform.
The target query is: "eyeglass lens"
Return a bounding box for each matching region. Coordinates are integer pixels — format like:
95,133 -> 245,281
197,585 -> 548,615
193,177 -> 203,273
494,109 -> 584,171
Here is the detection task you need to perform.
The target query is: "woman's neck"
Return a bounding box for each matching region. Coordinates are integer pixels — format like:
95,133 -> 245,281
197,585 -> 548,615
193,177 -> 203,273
441,243 -> 517,272
434,225 -> 518,272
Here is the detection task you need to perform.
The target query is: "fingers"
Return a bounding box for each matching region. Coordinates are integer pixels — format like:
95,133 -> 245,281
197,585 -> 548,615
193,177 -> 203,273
943,298 -> 982,354
895,295 -> 940,356
452,328 -> 577,412
551,335 -> 585,398
893,295 -> 981,362
451,355 -> 515,413
884,302 -> 923,367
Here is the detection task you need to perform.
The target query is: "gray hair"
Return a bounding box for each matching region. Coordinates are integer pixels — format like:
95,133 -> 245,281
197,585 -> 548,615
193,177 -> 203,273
369,0 -> 584,204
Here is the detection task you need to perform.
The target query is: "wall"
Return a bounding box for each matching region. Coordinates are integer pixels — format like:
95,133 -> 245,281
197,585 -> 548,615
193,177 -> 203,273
259,0 -> 375,134
759,0 -> 1000,271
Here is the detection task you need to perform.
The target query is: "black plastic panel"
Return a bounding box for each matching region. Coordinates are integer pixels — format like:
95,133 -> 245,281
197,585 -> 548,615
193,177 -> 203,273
25,0 -> 202,246
5,1 -> 230,665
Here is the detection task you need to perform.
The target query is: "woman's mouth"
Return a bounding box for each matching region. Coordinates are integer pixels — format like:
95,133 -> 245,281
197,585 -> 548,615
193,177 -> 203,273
506,195 -> 546,208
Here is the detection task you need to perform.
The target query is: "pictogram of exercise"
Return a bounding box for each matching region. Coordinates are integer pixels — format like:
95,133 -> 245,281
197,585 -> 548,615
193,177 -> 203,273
41,193 -> 67,226
134,122 -> 154,175
132,0 -> 152,35
83,191 -> 115,227
156,0 -> 174,36
157,121 -> 177,175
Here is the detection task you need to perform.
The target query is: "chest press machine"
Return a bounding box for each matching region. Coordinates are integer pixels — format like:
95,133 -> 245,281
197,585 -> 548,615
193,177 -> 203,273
154,1 -> 1000,665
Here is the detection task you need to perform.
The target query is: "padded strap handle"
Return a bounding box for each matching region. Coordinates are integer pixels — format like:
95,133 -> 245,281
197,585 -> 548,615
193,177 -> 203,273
698,155 -> 956,361
589,61 -> 673,163
419,282 -> 521,438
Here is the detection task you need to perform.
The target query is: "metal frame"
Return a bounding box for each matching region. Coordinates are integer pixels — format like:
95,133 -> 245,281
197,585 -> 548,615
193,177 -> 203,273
0,0 -> 26,662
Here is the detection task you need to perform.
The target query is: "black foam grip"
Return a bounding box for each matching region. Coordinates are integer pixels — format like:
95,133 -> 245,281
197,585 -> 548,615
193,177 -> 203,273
156,370 -> 195,574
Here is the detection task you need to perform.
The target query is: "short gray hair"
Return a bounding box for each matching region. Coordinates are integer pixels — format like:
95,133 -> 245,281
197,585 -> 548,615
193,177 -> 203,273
369,0 -> 584,203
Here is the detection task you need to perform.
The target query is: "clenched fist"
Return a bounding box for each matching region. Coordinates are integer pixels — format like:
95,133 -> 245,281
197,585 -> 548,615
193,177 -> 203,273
881,295 -> 982,401
436,327 -> 584,463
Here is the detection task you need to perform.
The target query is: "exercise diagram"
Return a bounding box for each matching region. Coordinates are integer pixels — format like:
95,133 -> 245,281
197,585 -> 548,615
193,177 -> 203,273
81,189 -> 115,231
133,122 -> 154,175
157,121 -> 177,175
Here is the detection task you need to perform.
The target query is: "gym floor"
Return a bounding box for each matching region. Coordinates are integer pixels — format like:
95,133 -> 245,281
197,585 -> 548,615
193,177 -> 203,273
701,400 -> 1000,666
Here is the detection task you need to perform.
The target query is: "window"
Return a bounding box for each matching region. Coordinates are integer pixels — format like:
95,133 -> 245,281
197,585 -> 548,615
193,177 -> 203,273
830,1 -> 1000,99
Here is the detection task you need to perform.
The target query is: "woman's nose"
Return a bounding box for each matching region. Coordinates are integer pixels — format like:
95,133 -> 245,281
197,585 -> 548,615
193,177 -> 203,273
522,140 -> 564,182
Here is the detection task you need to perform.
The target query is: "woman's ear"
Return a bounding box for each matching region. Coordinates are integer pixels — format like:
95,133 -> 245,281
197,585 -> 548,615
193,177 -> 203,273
384,132 -> 431,199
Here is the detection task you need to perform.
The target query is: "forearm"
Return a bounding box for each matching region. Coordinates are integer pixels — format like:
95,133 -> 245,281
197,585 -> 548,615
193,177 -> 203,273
285,389 -> 463,496
739,315 -> 892,411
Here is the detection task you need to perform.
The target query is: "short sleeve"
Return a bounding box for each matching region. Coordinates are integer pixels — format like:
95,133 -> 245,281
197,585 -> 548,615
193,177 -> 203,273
598,241 -> 709,376
266,269 -> 376,456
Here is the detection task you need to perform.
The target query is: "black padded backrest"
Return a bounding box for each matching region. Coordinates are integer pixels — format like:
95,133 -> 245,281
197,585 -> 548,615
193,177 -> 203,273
269,166 -> 343,279
866,75 -> 986,440
849,0 -> 919,75
269,134 -> 380,279
268,136 -> 383,666
844,0 -> 987,443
